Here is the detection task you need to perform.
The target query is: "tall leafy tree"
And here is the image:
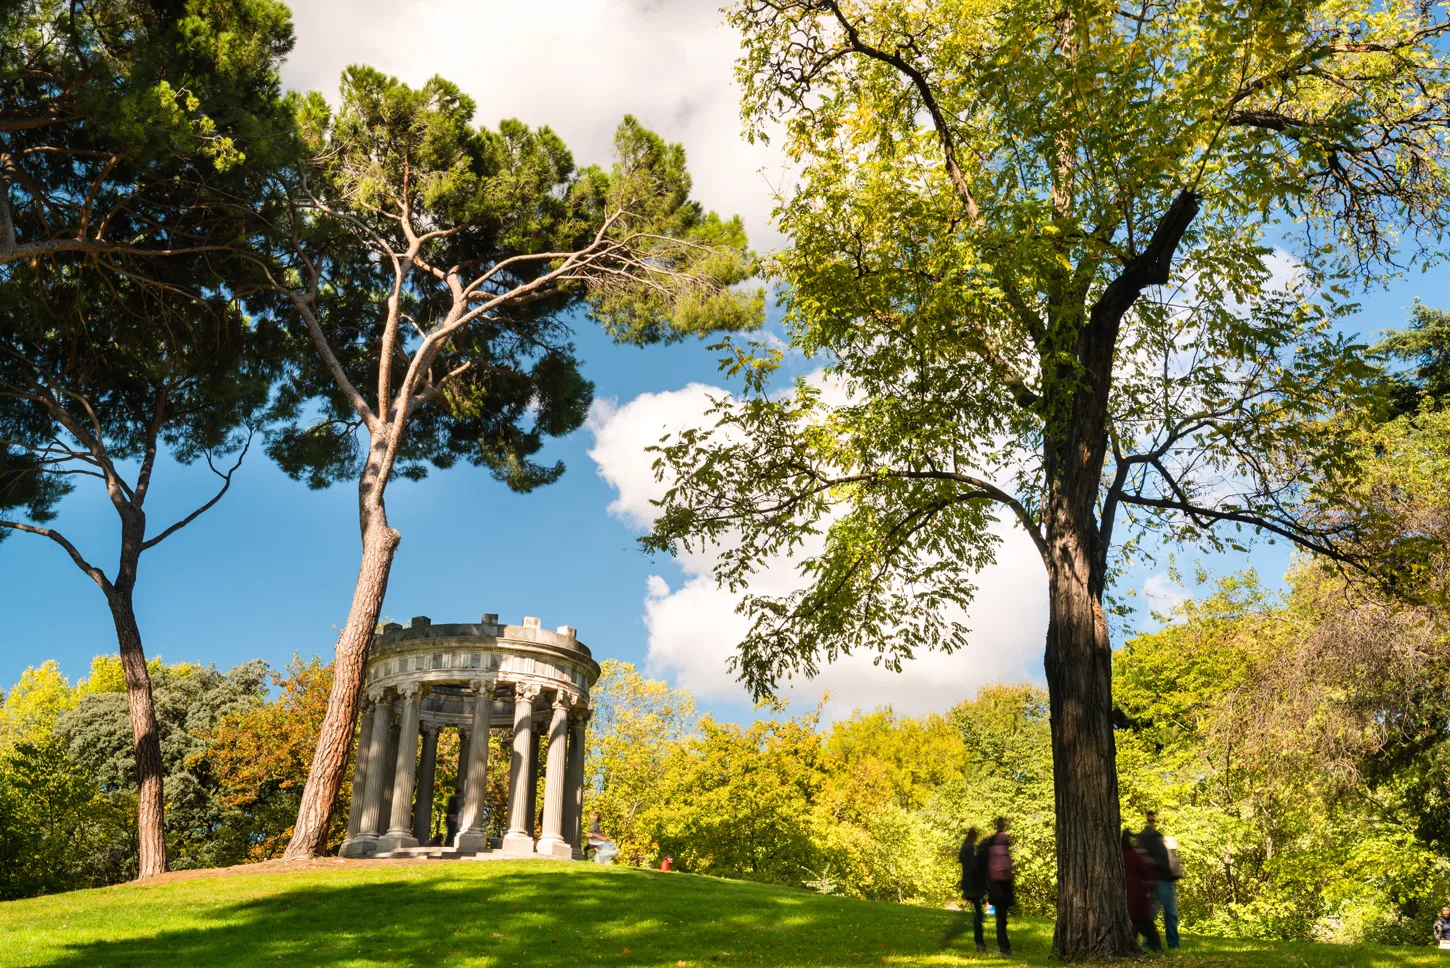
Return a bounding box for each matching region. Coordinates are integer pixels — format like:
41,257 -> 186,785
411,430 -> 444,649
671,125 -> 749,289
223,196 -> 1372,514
255,68 -> 763,858
645,0 -> 1450,955
0,262 -> 285,877
0,0 -> 294,880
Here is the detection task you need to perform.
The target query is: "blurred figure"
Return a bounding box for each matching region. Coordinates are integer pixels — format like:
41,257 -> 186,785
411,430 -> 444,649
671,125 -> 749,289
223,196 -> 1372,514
954,826 -> 988,951
1434,905 -> 1450,948
985,817 -> 1015,956
1138,810 -> 1182,949
587,811 -> 618,864
1122,829 -> 1162,952
444,790 -> 463,847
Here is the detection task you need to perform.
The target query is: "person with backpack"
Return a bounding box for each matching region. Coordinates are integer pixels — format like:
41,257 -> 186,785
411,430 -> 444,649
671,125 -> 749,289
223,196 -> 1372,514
985,817 -> 1016,956
1138,810 -> 1182,949
956,827 -> 989,951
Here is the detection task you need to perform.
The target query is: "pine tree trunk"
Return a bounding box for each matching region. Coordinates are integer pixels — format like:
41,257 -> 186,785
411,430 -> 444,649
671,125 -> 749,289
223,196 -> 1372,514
284,440 -> 400,859
104,586 -> 167,878
1043,509 -> 1135,959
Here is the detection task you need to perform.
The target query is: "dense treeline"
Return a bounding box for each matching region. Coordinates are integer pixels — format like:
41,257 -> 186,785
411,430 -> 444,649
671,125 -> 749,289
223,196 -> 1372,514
6,561 -> 1445,949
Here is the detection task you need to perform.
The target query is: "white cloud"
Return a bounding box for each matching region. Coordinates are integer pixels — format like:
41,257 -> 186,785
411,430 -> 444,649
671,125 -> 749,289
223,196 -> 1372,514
585,383 -> 726,539
1141,571 -> 1190,615
587,384 -> 1048,717
282,0 -> 786,251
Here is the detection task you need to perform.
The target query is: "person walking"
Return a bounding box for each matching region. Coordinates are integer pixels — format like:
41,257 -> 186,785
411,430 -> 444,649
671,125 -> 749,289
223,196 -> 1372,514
1138,810 -> 1181,949
1434,905 -> 1450,948
1122,829 -> 1162,952
957,827 -> 988,952
985,817 -> 1015,956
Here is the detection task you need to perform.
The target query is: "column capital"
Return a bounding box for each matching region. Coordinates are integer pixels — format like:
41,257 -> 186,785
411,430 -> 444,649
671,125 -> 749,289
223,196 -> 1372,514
470,674 -> 498,698
569,706 -> 593,725
366,685 -> 391,704
552,689 -> 577,711
398,682 -> 425,700
514,682 -> 542,703
420,720 -> 442,737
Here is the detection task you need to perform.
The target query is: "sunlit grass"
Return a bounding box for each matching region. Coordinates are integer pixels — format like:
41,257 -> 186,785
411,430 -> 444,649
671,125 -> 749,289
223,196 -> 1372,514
0,859 -> 1439,967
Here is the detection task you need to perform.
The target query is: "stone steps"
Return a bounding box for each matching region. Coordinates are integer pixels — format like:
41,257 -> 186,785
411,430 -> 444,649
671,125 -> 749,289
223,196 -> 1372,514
372,846 -> 488,860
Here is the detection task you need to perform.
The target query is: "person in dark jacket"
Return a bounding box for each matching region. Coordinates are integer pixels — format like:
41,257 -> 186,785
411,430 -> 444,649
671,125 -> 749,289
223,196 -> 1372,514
444,792 -> 463,847
1434,906 -> 1450,947
957,827 -> 988,951
985,817 -> 1015,956
1138,811 -> 1181,949
1122,829 -> 1162,952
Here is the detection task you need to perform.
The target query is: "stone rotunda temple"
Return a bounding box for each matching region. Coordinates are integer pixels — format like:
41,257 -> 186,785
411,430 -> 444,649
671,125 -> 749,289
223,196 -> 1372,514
339,614 -> 600,860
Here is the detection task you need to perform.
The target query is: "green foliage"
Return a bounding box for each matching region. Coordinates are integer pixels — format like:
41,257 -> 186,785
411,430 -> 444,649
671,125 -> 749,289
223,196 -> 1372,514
1116,569 -> 1450,945
584,664 -> 1054,912
260,68 -> 761,494
645,708 -> 826,884
0,0 -> 297,262
584,660 -> 697,865
0,258 -> 288,542
647,0 -> 1444,699
0,661 -> 77,750
0,736 -> 134,900
58,657 -> 268,872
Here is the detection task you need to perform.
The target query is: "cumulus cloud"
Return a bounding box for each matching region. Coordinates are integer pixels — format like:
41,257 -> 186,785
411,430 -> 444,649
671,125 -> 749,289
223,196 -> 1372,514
282,0 -> 786,250
587,384 -> 1048,717
1141,571 -> 1191,616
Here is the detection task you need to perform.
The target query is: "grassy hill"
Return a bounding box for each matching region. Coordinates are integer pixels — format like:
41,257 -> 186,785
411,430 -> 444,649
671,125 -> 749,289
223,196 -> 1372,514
0,858 -> 1438,967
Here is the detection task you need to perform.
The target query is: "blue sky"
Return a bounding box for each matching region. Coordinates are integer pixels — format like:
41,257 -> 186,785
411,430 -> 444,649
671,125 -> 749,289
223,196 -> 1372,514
0,317 -> 750,702
2,1 -> 1443,720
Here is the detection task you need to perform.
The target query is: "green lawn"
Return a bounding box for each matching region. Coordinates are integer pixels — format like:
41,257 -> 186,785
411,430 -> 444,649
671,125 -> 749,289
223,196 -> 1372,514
0,859 -> 1437,967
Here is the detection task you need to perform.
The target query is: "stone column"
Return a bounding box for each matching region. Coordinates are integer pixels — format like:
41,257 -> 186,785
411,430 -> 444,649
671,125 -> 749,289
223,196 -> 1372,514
412,722 -> 440,845
379,684 -> 424,851
502,683 -> 540,854
536,691 -> 574,858
525,726 -> 541,834
343,697 -> 377,844
457,677 -> 496,851
564,707 -> 589,858
377,721 -> 399,833
342,689 -> 394,857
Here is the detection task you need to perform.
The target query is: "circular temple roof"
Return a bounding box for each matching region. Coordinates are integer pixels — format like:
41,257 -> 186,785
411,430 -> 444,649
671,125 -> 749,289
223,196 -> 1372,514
364,614 -> 600,727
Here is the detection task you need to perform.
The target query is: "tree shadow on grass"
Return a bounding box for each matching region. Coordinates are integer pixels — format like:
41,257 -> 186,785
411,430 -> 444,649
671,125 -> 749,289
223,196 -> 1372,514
23,866 -> 1054,968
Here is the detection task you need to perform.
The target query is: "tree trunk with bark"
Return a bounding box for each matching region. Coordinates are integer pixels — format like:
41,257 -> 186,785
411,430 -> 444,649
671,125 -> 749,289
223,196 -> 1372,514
105,504 -> 168,878
103,585 -> 167,878
1042,381 -> 1136,957
1043,513 -> 1134,958
284,438 -> 400,859
1036,192 -> 1199,958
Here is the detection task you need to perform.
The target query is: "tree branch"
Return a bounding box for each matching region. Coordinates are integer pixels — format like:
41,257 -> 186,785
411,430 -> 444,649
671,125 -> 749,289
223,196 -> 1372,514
821,0 -> 982,223
140,431 -> 252,551
0,519 -> 110,590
